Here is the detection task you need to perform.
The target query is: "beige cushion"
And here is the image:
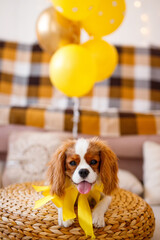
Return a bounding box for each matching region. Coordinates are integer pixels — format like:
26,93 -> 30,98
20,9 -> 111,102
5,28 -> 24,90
143,141 -> 160,205
0,125 -> 44,154
2,131 -> 72,187
118,169 -> 143,195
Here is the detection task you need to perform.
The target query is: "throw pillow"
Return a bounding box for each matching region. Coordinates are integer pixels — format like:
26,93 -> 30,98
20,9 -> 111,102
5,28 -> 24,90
118,169 -> 143,195
2,131 -> 72,187
143,141 -> 160,204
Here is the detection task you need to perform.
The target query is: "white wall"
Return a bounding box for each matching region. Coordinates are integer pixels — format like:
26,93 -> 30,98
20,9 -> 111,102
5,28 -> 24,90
0,0 -> 51,43
0,0 -> 159,47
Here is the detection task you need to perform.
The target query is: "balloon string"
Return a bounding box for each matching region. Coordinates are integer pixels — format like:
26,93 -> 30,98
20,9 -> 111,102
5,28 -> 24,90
72,97 -> 80,139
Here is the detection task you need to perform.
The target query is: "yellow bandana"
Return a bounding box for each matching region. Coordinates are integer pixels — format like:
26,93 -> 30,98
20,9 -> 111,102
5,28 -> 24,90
33,182 -> 103,238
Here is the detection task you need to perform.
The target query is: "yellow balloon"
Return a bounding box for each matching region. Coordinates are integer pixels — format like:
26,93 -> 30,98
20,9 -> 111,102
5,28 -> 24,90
83,39 -> 118,82
51,0 -> 99,21
49,45 -> 97,97
82,0 -> 126,37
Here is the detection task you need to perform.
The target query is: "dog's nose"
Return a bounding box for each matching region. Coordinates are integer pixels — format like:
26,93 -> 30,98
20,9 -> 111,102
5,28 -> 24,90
79,169 -> 89,179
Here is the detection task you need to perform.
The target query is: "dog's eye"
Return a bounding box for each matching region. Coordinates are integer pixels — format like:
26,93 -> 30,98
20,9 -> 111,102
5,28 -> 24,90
90,159 -> 98,165
69,161 -> 77,166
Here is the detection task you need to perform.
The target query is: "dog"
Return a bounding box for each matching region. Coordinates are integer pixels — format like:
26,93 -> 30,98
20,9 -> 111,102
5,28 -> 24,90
47,138 -> 118,228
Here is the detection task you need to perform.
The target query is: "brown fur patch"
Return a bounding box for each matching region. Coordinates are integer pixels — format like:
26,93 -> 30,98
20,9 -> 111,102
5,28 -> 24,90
65,154 -> 80,177
47,140 -> 76,196
84,152 -> 100,173
89,138 -> 119,195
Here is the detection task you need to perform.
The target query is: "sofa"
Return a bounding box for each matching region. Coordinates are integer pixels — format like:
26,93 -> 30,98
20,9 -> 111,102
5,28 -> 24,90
0,41 -> 160,239
0,126 -> 160,239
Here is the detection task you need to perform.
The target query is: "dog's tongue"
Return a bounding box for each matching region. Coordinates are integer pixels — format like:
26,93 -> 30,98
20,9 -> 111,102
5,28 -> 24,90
77,181 -> 92,194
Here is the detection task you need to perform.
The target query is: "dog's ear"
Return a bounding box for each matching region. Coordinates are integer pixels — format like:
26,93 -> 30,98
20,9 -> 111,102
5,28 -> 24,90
100,144 -> 118,195
47,140 -> 75,197
47,145 -> 66,197
90,138 -> 118,195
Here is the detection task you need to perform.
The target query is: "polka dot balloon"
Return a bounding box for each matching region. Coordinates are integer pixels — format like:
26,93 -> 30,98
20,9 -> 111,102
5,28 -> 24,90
51,0 -> 99,21
82,0 -> 126,37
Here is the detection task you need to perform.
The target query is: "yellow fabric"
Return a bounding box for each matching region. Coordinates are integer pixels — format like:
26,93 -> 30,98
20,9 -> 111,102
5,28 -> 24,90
33,185 -> 64,208
88,189 -> 101,204
51,195 -> 64,208
62,186 -> 78,221
33,185 -> 50,192
33,183 -> 103,238
33,195 -> 54,210
78,194 -> 95,238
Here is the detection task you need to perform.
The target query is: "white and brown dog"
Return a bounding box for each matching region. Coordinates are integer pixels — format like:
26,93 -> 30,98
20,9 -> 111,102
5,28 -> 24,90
47,138 -> 118,228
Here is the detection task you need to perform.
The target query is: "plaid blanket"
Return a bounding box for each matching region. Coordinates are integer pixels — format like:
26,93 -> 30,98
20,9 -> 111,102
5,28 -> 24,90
0,41 -> 160,136
0,106 -> 160,136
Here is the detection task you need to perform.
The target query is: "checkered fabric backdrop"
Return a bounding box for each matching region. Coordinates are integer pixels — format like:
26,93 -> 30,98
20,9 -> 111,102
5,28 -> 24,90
0,40 -> 160,136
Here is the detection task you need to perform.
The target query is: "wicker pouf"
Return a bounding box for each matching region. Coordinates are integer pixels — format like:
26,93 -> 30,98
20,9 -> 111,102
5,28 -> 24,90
0,182 -> 155,240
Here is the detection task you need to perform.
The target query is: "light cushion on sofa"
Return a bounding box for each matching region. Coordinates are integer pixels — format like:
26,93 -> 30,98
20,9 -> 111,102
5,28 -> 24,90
118,169 -> 143,195
2,131 -> 72,187
143,141 -> 160,204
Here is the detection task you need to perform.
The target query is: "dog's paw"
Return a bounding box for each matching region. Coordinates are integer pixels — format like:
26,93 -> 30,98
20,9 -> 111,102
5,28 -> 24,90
63,219 -> 74,228
58,208 -> 74,227
92,210 -> 105,228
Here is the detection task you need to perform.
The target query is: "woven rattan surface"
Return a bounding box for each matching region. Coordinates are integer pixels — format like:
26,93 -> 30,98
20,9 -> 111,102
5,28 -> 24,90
0,182 -> 155,240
